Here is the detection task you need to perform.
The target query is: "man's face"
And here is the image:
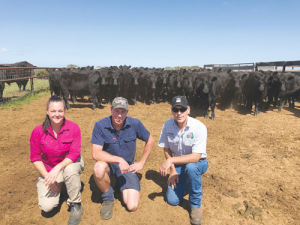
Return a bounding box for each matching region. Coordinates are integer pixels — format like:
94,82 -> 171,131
171,105 -> 190,124
111,107 -> 128,127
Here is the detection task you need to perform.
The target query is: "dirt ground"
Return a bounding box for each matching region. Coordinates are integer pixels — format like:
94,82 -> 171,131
0,95 -> 299,225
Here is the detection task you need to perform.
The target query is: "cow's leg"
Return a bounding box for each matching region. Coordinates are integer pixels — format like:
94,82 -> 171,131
211,102 -> 216,120
278,97 -> 285,113
254,101 -> 260,116
63,93 -> 71,110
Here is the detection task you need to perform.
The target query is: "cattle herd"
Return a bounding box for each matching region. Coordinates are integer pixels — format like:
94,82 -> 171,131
47,65 -> 300,120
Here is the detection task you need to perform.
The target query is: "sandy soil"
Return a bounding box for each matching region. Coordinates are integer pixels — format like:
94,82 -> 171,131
0,95 -> 299,225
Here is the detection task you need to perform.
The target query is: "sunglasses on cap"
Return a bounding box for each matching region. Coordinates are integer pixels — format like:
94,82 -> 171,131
172,107 -> 187,113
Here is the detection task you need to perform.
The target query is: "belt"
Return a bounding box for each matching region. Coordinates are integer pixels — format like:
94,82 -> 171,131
199,158 -> 206,161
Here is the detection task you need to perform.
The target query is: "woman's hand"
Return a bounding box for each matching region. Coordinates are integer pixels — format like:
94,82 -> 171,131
43,165 -> 61,187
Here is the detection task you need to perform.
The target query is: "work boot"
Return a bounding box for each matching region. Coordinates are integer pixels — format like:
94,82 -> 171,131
190,208 -> 203,225
100,200 -> 114,220
68,203 -> 83,225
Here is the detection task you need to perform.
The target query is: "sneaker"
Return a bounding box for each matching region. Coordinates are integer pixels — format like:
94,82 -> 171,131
68,203 -> 83,225
190,208 -> 203,225
100,201 -> 114,220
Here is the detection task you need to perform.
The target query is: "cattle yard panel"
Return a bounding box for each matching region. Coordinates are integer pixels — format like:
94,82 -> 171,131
204,63 -> 255,71
0,67 -> 59,103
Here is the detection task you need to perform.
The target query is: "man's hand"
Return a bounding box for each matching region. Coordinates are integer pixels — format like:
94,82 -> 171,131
43,165 -> 61,187
129,161 -> 144,174
118,158 -> 130,174
159,158 -> 172,177
167,171 -> 179,189
48,181 -> 61,194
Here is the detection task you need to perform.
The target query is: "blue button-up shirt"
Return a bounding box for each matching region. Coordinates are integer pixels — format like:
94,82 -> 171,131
91,116 -> 150,164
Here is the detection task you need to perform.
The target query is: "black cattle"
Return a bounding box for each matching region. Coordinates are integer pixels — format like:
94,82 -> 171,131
181,70 -> 195,105
202,73 -> 222,120
137,68 -> 158,104
266,72 -> 285,108
49,68 -> 64,96
13,61 -> 34,92
119,65 -> 139,105
60,69 -> 103,110
166,70 -> 182,103
0,70 -> 5,102
278,72 -> 300,112
242,71 -> 268,115
154,69 -> 168,103
105,66 -> 120,104
219,71 -> 243,109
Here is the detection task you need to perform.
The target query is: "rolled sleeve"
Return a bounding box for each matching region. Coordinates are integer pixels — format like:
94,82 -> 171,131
30,126 -> 42,162
91,122 -> 105,146
158,123 -> 169,149
136,120 -> 150,142
65,124 -> 81,162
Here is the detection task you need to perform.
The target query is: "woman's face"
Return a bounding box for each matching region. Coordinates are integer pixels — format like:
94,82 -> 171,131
47,101 -> 65,126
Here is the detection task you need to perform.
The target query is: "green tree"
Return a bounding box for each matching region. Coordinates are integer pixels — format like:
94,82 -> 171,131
67,64 -> 79,69
190,65 -> 200,70
34,69 -> 49,77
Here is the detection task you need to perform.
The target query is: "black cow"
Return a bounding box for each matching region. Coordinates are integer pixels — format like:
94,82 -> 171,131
166,70 -> 182,103
219,71 -> 243,109
266,72 -> 285,108
202,73 -> 222,120
137,68 -> 158,104
60,69 -> 103,110
181,70 -> 195,105
242,71 -> 268,115
278,72 -> 300,112
49,68 -> 64,96
0,70 -> 5,102
13,61 -> 34,92
105,66 -> 120,105
119,65 -> 139,105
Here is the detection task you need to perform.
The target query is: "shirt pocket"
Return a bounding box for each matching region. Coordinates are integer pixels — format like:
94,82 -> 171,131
104,138 -> 118,155
123,135 -> 136,149
167,134 -> 178,145
56,138 -> 73,157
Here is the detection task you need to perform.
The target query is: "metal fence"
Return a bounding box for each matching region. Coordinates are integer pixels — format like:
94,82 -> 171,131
0,67 -> 58,103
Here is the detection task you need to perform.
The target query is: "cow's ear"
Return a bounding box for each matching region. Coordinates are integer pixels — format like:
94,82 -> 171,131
227,69 -> 231,73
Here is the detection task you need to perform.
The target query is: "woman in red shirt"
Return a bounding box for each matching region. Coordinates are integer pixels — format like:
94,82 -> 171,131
30,95 -> 84,225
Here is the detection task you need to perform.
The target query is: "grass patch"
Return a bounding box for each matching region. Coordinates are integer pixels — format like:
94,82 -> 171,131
3,79 -> 49,95
1,79 -> 50,109
0,88 -> 50,109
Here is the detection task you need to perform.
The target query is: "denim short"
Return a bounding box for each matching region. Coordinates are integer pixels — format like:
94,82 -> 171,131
108,163 -> 141,192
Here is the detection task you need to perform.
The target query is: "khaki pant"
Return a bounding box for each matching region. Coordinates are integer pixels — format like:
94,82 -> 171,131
37,157 -> 85,212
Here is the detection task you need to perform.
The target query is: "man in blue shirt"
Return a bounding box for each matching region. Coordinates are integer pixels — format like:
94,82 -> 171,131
91,97 -> 154,220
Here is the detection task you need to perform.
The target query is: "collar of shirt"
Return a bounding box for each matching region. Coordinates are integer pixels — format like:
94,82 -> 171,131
104,116 -> 131,131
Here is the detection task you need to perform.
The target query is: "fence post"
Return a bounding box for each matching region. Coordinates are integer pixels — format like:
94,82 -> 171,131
30,69 -> 34,93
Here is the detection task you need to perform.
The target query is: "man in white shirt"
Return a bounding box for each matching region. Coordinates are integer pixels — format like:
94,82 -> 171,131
158,96 -> 208,225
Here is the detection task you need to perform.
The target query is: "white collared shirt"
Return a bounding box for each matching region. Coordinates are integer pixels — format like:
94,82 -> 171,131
158,116 -> 207,158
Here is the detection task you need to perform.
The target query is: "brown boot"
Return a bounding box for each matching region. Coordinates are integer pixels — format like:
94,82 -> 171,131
190,208 -> 203,225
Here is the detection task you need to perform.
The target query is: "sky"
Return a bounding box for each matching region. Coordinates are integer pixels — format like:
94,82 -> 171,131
1,0 -> 299,68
